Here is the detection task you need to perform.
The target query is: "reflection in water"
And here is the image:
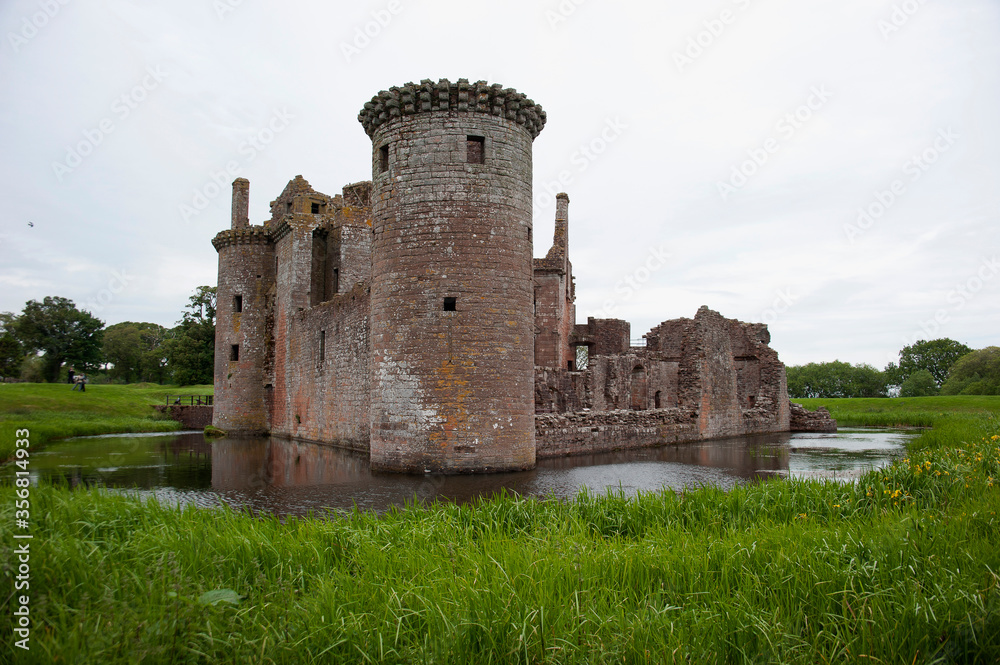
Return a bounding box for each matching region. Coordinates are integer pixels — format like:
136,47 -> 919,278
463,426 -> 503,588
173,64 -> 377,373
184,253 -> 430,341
13,429 -> 913,516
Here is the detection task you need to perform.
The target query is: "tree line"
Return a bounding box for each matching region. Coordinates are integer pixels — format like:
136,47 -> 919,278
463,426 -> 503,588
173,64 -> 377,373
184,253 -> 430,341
0,287 -> 217,385
787,338 -> 1000,398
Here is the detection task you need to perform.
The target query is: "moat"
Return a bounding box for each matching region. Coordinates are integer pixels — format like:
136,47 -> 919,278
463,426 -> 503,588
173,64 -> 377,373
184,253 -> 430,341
19,430 -> 913,516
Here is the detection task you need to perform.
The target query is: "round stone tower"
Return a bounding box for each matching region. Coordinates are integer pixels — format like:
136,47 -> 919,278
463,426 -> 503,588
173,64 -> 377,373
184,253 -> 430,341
359,78 -> 546,473
211,178 -> 273,434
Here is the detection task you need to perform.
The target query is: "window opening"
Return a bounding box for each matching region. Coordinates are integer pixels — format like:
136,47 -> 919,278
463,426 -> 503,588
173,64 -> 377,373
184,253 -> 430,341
443,297 -> 457,312
234,295 -> 243,313
230,345 -> 240,362
467,135 -> 485,164
379,145 -> 389,172
319,330 -> 326,362
311,202 -> 320,214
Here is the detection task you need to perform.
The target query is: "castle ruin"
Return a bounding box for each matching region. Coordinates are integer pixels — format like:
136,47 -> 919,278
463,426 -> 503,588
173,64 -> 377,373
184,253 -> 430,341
212,79 -> 831,474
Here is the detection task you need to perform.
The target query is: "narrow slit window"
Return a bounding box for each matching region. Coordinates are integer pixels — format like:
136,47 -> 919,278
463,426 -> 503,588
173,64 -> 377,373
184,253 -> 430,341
230,344 -> 240,362
379,145 -> 389,173
443,297 -> 457,312
319,330 -> 326,361
233,295 -> 243,313
467,135 -> 485,164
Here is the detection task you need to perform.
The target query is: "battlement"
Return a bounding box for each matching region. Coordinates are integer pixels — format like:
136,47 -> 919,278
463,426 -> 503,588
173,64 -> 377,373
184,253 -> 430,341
358,78 -> 547,139
212,226 -> 270,251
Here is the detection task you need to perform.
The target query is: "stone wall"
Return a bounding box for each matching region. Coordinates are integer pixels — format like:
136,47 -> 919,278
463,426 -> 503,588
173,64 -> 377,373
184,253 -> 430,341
269,282 -> 371,451
154,405 -> 214,430
789,402 -> 838,433
535,409 -> 699,458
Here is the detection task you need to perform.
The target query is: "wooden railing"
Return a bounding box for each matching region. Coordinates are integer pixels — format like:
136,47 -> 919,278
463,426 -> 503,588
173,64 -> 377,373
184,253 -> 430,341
165,395 -> 214,406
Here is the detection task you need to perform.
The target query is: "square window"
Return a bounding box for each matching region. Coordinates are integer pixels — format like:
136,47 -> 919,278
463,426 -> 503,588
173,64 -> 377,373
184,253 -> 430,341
379,145 -> 389,173
467,135 -> 485,164
230,344 -> 240,362
311,202 -> 320,214
233,295 -> 243,313
443,297 -> 457,312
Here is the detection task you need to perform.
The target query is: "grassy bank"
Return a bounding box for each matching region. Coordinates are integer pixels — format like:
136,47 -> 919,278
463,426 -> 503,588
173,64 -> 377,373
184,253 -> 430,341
0,383 -> 213,460
3,412 -> 998,662
796,395 -> 1000,428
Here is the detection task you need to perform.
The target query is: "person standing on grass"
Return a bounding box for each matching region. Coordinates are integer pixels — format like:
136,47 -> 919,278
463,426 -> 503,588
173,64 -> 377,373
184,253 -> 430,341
79,374 -> 87,392
71,374 -> 80,391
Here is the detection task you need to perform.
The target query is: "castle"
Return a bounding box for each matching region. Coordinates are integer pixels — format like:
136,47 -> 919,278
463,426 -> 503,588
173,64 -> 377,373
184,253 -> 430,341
212,79 -> 830,474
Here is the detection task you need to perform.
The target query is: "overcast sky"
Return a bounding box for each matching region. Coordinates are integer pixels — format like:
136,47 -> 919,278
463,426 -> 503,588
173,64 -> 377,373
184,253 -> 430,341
1,0 -> 997,368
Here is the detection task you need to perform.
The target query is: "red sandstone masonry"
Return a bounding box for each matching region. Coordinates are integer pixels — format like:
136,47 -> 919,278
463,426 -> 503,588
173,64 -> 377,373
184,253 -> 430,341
211,78 -> 827,473
365,80 -> 542,473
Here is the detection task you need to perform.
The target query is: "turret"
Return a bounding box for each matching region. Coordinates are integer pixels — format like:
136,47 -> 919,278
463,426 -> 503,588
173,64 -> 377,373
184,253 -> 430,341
359,78 -> 546,473
211,178 -> 274,434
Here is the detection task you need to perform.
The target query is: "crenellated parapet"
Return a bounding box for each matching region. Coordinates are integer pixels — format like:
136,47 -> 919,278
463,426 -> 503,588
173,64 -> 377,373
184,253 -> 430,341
358,78 -> 547,139
212,226 -> 271,251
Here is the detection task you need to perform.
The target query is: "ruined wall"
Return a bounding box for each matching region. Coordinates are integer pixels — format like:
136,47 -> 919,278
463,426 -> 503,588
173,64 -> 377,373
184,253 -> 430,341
533,193 -> 575,371
790,403 -> 837,433
533,306 -> 792,455
536,409 -> 698,458
336,182 -> 373,293
363,79 -> 543,473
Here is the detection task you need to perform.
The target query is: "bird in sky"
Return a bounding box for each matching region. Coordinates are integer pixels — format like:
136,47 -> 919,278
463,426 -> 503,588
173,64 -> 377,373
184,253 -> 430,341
27,221 -> 34,227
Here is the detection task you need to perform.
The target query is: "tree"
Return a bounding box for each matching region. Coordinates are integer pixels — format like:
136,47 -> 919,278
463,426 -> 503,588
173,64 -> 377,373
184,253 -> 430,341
940,347 -> 1000,395
163,287 -> 216,386
891,339 -> 972,387
899,369 -> 938,397
13,297 -> 104,382
103,322 -> 170,383
0,312 -> 24,378
786,361 -> 888,398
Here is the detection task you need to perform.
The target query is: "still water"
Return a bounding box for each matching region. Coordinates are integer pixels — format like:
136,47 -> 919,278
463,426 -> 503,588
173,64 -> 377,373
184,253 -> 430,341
18,429 -> 914,516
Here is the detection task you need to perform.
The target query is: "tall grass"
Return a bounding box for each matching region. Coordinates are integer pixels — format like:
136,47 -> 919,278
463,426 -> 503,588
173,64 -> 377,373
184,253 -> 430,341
0,383 -> 213,460
3,413 -> 998,663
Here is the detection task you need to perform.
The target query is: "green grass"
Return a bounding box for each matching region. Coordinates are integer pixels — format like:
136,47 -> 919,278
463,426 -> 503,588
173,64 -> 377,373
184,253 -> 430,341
0,382 -> 213,460
796,395 -> 1000,428
2,406 -> 999,662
